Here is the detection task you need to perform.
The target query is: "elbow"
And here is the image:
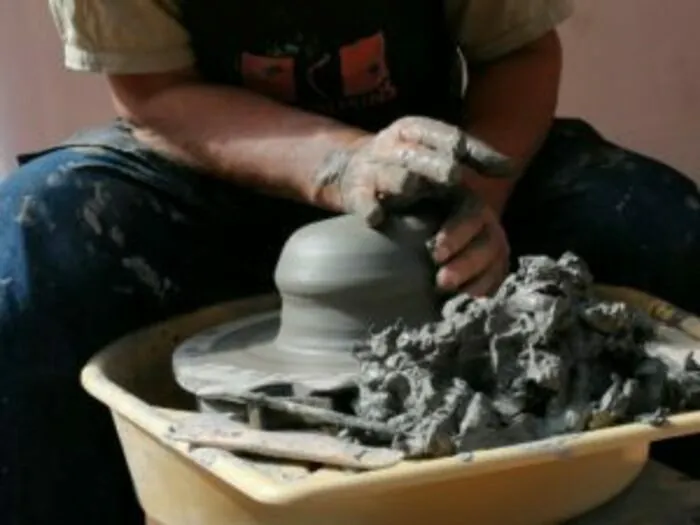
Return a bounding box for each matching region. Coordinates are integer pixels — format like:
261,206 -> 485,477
524,30 -> 563,84
524,30 -> 564,113
106,68 -> 200,128
539,30 -> 563,78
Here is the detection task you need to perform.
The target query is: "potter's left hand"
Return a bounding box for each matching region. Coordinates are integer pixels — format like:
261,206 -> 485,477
428,192 -> 510,296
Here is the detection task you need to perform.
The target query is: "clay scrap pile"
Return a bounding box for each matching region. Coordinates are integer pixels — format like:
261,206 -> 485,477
349,252 -> 700,458
171,251 -> 700,468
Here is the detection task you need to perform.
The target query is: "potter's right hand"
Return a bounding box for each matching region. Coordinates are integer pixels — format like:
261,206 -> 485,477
429,192 -> 511,297
314,116 -> 512,226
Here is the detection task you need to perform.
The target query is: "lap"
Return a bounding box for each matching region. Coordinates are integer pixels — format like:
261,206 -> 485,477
0,144 -> 323,524
0,145 -> 323,352
504,118 -> 700,314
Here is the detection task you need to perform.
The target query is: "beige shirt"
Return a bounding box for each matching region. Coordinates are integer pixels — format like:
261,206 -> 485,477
49,0 -> 573,74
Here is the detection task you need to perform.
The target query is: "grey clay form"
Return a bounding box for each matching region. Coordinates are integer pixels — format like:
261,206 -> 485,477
173,212 -> 443,397
274,213 -> 440,355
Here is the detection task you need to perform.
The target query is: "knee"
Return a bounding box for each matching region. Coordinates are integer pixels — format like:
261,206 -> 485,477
0,149 -> 161,349
0,146 -> 185,262
573,147 -> 700,238
550,118 -> 602,141
560,146 -> 700,264
1,150 -> 128,288
524,122 -> 700,229
509,140 -> 700,313
2,148 -> 118,234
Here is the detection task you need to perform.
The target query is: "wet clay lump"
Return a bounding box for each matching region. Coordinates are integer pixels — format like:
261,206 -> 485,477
349,253 -> 700,458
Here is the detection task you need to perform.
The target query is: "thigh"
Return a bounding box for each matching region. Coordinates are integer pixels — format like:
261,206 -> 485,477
0,146 -> 322,354
0,146 -> 322,524
503,118 -> 700,314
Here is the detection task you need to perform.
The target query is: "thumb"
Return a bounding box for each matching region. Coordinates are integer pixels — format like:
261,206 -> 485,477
457,134 -> 515,178
344,186 -> 385,227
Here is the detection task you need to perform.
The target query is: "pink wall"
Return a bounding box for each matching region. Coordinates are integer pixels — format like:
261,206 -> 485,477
1,1 -> 700,180
0,2 -> 112,174
558,0 -> 700,180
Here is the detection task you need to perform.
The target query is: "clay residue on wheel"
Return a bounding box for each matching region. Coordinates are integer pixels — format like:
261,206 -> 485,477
349,252 -> 700,458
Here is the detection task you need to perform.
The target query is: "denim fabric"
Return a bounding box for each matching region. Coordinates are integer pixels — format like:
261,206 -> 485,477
0,118 -> 699,523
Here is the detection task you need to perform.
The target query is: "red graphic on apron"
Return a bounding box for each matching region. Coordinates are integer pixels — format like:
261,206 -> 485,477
339,33 -> 392,97
241,53 -> 296,102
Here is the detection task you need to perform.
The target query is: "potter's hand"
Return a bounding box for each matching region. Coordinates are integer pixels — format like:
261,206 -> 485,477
428,192 -> 510,296
314,116 -> 512,226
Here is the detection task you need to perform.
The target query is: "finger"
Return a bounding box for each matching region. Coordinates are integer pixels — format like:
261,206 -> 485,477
393,116 -> 464,154
461,252 -> 509,297
344,185 -> 385,227
460,267 -> 501,298
372,163 -> 421,197
390,116 -> 514,178
374,143 -> 460,185
429,212 -> 485,264
456,134 -> 514,178
436,230 -> 497,291
428,194 -> 485,263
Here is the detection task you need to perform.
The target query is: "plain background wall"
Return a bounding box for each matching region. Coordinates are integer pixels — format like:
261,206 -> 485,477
1,0 -> 700,180
0,2 -> 111,174
557,0 -> 700,181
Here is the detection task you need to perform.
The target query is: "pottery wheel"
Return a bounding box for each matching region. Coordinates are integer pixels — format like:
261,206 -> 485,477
172,309 -> 360,401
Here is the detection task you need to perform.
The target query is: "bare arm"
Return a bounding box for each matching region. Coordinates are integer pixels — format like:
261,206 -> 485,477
461,30 -> 563,214
107,69 -> 368,211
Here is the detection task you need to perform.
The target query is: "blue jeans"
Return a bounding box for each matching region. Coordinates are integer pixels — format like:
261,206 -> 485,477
1,118 -> 699,523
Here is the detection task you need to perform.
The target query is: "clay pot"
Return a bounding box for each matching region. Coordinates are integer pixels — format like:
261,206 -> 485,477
172,207 -> 449,400
273,212 -> 442,355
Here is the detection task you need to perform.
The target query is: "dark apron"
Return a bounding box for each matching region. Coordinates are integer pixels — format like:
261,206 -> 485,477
13,0 -> 464,221
58,0 -> 461,147
30,0 -> 464,214
180,0 -> 461,131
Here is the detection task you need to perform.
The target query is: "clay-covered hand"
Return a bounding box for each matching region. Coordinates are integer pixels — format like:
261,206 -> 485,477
315,116 -> 512,226
428,192 -> 510,296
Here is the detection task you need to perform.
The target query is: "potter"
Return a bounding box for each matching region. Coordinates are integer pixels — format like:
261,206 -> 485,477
3,1 -> 700,523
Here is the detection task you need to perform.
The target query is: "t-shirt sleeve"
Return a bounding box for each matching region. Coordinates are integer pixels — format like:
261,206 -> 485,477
447,0 -> 574,62
48,0 -> 195,74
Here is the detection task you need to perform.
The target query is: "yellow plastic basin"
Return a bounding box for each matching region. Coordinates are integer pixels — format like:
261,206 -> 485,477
81,290 -> 700,525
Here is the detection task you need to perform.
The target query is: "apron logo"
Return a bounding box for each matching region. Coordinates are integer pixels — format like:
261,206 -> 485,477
239,32 -> 397,112
241,53 -> 297,103
339,33 -> 393,97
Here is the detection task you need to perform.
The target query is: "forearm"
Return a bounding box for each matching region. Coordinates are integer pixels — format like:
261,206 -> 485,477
108,70 -> 366,211
461,30 -> 563,214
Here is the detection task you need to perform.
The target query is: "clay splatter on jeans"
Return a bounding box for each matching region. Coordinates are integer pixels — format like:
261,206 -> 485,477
121,256 -> 175,300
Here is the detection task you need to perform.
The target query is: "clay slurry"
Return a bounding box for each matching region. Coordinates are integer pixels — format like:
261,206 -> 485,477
349,252 -> 700,458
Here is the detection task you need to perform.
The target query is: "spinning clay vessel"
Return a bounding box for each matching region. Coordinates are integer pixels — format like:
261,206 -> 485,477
173,212 -> 442,398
